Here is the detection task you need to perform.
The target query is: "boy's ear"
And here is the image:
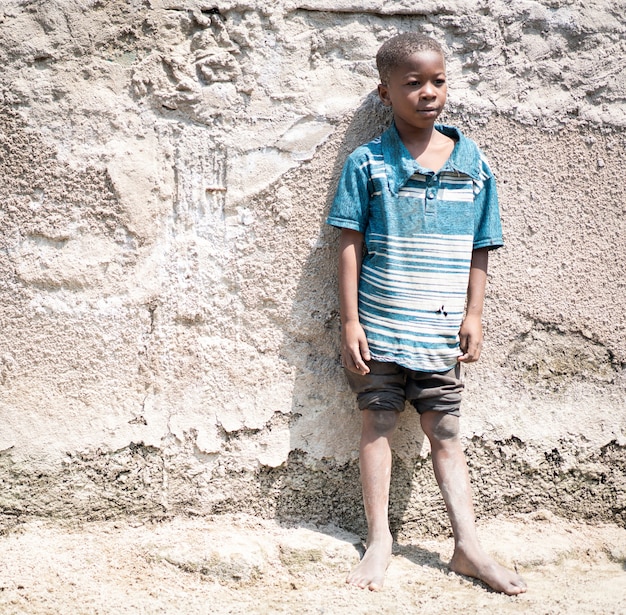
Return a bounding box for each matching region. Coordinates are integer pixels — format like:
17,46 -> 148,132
378,83 -> 392,106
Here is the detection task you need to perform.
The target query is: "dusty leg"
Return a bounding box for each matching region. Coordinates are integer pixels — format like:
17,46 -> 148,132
421,411 -> 527,595
347,409 -> 399,591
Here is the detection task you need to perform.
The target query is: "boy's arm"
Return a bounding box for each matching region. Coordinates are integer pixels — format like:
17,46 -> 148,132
339,228 -> 371,374
458,247 -> 489,363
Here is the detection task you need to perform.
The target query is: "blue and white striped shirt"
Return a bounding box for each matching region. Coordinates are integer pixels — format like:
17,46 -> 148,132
327,122 -> 503,372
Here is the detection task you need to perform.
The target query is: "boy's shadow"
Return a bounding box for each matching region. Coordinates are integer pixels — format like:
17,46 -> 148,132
272,91 -> 435,549
393,542 -> 449,572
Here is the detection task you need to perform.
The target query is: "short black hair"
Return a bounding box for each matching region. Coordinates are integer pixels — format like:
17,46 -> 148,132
376,33 -> 445,85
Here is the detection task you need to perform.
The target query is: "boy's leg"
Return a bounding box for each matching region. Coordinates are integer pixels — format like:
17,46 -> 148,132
347,408 -> 399,591
420,410 -> 527,595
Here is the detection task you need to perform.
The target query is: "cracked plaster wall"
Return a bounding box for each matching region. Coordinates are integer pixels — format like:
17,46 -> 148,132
0,0 -> 624,531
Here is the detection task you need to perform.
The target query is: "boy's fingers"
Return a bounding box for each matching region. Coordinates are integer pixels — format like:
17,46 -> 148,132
359,343 -> 371,372
361,344 -> 371,362
342,352 -> 356,370
341,332 -> 371,374
352,355 -> 370,374
347,348 -> 370,374
458,333 -> 468,353
458,343 -> 481,363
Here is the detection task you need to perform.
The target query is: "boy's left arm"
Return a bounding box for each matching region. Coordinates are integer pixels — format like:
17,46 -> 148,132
458,247 -> 489,363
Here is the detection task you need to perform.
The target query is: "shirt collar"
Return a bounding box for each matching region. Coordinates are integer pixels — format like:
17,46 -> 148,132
381,122 -> 482,195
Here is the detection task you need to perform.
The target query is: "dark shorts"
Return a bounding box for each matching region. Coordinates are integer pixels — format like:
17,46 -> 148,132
345,360 -> 464,416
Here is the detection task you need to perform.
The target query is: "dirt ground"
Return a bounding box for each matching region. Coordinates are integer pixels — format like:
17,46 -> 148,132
0,511 -> 625,615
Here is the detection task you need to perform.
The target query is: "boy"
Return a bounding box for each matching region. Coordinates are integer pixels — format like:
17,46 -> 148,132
326,33 -> 527,595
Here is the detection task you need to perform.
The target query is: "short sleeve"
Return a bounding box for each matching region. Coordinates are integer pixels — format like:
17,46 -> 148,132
472,156 -> 504,250
326,153 -> 371,233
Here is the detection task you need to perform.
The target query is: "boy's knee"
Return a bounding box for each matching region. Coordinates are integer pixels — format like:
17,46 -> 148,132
421,411 -> 459,442
363,409 -> 399,435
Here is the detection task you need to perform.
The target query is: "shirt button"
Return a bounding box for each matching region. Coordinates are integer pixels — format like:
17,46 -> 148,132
426,189 -> 436,199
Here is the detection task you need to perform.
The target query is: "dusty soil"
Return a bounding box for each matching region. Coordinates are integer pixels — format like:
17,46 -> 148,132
0,511 -> 624,615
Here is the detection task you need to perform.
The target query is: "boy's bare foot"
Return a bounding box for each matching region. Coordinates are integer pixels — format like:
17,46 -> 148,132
450,547 -> 527,595
346,534 -> 393,591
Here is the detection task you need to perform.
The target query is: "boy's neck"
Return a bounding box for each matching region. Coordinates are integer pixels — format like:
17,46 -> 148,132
394,121 -> 440,158
394,120 -> 453,172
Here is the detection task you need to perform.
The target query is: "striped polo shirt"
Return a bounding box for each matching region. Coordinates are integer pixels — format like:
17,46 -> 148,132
327,122 -> 503,372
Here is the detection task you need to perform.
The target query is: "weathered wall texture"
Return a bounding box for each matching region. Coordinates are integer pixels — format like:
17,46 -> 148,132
0,0 -> 624,534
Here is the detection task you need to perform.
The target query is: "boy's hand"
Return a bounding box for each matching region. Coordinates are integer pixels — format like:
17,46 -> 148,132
341,319 -> 371,374
458,314 -> 483,363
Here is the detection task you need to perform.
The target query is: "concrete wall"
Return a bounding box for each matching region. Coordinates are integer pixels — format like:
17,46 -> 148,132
0,0 -> 624,534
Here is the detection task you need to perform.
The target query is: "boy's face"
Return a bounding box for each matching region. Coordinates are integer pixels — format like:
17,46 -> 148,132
377,50 -> 447,130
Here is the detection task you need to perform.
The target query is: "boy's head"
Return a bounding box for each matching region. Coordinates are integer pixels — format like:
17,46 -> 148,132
376,33 -> 445,85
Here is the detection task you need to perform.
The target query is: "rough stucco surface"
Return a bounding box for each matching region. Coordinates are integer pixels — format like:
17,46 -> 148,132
0,0 -> 624,534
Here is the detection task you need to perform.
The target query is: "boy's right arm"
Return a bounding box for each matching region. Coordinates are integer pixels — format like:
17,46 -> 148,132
339,228 -> 371,375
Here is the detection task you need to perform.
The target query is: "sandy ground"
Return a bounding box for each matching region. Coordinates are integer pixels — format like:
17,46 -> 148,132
0,511 -> 625,615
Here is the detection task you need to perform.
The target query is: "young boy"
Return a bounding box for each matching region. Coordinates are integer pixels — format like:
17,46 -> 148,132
326,32 -> 527,595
